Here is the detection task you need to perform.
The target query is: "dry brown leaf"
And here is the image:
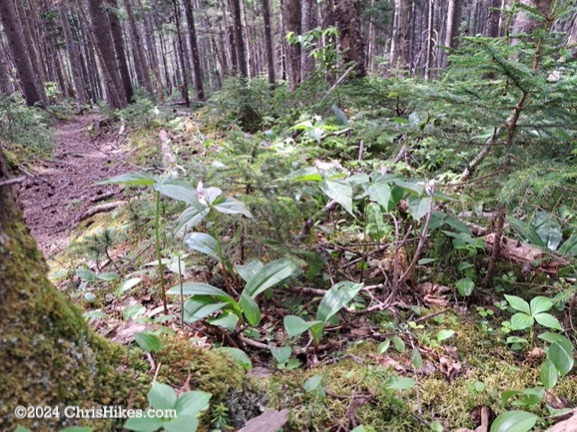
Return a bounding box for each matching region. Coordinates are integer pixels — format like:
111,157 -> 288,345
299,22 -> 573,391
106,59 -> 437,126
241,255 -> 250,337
546,408 -> 577,432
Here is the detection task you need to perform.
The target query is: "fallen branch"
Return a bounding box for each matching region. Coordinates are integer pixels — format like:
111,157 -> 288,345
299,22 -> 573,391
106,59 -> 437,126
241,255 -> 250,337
77,200 -> 127,222
0,176 -> 25,187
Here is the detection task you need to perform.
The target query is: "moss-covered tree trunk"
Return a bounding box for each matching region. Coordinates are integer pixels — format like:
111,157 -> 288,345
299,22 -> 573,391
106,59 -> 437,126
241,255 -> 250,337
0,152 -> 244,431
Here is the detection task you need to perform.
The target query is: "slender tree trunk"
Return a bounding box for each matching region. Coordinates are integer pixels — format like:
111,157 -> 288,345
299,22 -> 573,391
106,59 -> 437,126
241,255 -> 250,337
172,0 -> 191,106
424,0 -> 435,80
441,0 -> 462,68
282,0 -> 301,89
0,43 -> 14,95
86,0 -> 127,108
230,0 -> 248,78
0,0 -> 47,106
391,0 -> 411,71
107,0 -> 134,103
262,0 -> 276,85
485,0 -> 502,37
58,1 -> 88,107
124,0 -> 155,98
183,0 -> 205,101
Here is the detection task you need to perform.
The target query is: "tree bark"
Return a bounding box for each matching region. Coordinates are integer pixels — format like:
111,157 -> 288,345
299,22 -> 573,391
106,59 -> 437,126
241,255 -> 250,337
124,0 -> 155,98
282,0 -> 301,89
87,0 -> 127,109
441,0 -> 462,68
485,0 -> 502,37
331,0 -> 366,78
262,0 -> 276,85
230,0 -> 249,78
183,0 -> 205,101
107,0 -> 134,103
0,0 -> 47,106
512,0 -> 552,36
391,0 -> 411,71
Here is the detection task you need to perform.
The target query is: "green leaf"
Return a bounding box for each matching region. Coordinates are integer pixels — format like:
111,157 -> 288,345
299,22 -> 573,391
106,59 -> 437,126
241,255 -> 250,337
538,333 -> 573,353
270,345 -> 292,364
184,232 -> 220,260
540,359 -> 558,389
489,411 -> 538,432
411,348 -> 423,368
118,277 -> 143,294
368,181 -> 393,211
175,205 -> 210,234
154,178 -> 199,205
174,390 -> 211,416
378,338 -> 391,354
208,312 -> 239,332
437,329 -> 456,342
284,315 -> 320,337
167,283 -> 236,307
183,299 -> 227,323
505,295 -> 531,315
304,375 -> 324,392
97,171 -> 155,186
76,267 -> 97,282
240,294 -> 261,326
213,198 -> 253,218
350,427 -> 367,432
215,347 -> 252,370
148,382 -> 177,410
163,416 -> 198,432
134,332 -> 163,353
235,260 -> 264,283
124,416 -> 166,432
456,277 -> 474,297
393,335 -> 406,353
530,296 -> 553,315
407,196 -> 432,220
534,313 -> 562,330
320,179 -> 353,215
95,272 -> 119,281
510,313 -> 534,330
548,341 -> 574,376
316,281 -> 363,322
387,376 -> 417,390
244,259 -> 299,298
309,322 -> 325,345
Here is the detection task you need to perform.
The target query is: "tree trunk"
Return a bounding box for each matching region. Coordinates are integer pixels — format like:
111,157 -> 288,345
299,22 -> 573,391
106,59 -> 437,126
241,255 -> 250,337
441,0 -> 462,68
485,0 -> 502,37
262,0 -> 276,85
282,0 -> 301,89
512,0 -> 552,36
107,0 -> 134,103
391,0 -> 411,71
424,0 -> 434,80
172,0 -> 191,106
331,0 -> 366,78
230,0 -> 249,78
0,41 -> 15,95
183,0 -> 205,101
87,0 -> 127,109
0,0 -> 47,106
300,0 -> 318,80
58,1 -> 87,106
124,0 -> 155,98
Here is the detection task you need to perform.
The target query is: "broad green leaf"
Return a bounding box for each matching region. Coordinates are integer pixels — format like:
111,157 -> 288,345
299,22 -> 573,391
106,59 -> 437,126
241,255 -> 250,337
510,313 -> 534,330
316,281 -> 363,322
240,294 -> 261,326
208,312 -> 239,332
244,259 -> 299,298
174,390 -> 212,416
530,296 -> 553,315
534,313 -> 562,331
167,283 -> 234,302
83,310 -> 107,320
134,332 -> 163,353
124,416 -> 166,432
538,333 -> 573,353
118,277 -> 143,294
184,232 -> 219,260
387,376 -> 417,390
320,179 -> 353,215
437,329 -> 456,342
407,196 -> 432,220
183,299 -> 227,323
213,198 -> 253,218
148,382 -> 177,410
97,171 -> 155,186
505,295 -> 531,315
540,359 -> 558,389
368,182 -> 393,211
378,338 -> 391,354
270,345 -> 292,364
95,272 -> 119,281
411,348 -> 423,368
284,315 -> 320,337
123,304 -> 146,321
304,375 -> 324,392
235,260 -> 264,283
393,335 -> 406,353
456,277 -> 474,297
175,206 -> 210,234
548,341 -> 574,376
559,234 -> 577,256
489,411 -> 538,432
154,178 -> 199,205
392,179 -> 424,195
215,347 -> 252,370
76,267 -> 96,282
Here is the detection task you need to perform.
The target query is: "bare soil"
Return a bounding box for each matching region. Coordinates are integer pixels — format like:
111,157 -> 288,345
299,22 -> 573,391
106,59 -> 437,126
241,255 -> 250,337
17,115 -> 130,255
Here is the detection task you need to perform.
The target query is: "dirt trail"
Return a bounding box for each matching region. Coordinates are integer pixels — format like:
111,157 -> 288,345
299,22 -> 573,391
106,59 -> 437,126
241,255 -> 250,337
18,115 -> 129,256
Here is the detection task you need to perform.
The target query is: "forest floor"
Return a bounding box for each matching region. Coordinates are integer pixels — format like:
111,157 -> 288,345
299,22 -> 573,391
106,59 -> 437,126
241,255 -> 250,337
17,115 -> 129,255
